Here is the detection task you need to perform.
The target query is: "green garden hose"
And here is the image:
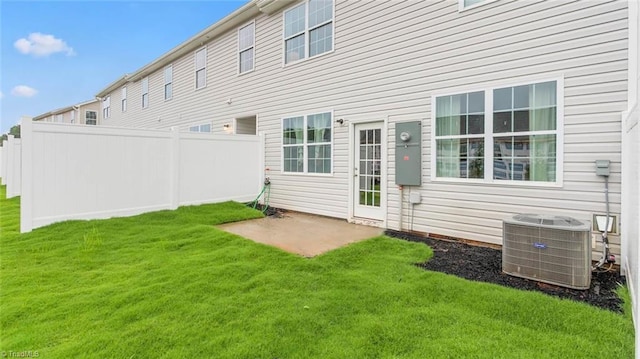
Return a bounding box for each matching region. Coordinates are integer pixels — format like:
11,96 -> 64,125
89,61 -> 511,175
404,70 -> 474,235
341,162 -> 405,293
251,178 -> 271,213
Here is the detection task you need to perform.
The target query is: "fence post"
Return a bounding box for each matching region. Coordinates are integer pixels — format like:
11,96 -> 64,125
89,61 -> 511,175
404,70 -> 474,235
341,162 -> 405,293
20,116 -> 33,233
169,127 -> 180,210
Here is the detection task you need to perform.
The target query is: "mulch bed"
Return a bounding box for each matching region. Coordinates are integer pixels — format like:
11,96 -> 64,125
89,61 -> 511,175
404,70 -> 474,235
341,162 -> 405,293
385,229 -> 626,313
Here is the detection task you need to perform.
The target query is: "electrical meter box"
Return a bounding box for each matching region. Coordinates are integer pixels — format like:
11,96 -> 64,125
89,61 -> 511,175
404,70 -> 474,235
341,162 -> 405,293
395,121 -> 422,185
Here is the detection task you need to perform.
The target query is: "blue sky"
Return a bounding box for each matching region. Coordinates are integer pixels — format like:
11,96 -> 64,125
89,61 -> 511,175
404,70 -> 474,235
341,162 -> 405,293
0,0 -> 247,134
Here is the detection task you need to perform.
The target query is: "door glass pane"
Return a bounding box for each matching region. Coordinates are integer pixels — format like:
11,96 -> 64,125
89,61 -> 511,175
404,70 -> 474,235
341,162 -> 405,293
357,126 -> 382,208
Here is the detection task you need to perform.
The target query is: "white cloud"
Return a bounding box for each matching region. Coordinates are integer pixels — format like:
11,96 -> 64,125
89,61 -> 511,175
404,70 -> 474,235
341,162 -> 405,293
14,33 -> 75,57
11,85 -> 38,98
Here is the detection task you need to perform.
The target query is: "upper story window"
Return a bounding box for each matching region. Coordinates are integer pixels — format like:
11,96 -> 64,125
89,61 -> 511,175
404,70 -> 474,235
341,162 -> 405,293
164,65 -> 173,100
85,111 -> 97,125
282,112 -> 332,174
121,87 -> 127,112
433,80 -> 560,184
142,77 -> 149,109
195,48 -> 207,89
284,0 -> 333,64
238,22 -> 255,74
55,114 -> 64,123
102,96 -> 111,119
71,110 -> 76,123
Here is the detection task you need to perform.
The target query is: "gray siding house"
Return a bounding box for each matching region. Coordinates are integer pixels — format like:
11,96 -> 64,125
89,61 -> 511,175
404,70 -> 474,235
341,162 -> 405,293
96,0 -> 629,260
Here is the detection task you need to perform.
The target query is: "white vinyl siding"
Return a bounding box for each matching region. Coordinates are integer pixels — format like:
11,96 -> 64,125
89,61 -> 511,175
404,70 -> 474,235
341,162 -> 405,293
92,1 -> 628,257
121,87 -> 127,112
284,0 -> 334,64
141,77 -> 149,109
238,22 -> 255,74
164,65 -> 173,100
282,112 -> 332,174
195,48 -> 207,89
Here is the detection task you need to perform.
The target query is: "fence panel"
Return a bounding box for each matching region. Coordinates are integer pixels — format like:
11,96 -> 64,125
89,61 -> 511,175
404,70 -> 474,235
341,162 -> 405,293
6,136 -> 22,198
1,140 -> 8,185
20,119 -> 262,232
178,133 -> 263,206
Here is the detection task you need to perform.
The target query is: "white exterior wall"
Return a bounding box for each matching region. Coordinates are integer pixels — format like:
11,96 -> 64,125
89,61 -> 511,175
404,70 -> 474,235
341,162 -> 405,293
622,0 -> 639,357
99,0 -> 628,256
19,119 -> 262,232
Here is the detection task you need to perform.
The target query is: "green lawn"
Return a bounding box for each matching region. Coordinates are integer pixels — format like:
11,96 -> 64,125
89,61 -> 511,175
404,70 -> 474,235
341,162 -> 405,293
0,185 -> 634,358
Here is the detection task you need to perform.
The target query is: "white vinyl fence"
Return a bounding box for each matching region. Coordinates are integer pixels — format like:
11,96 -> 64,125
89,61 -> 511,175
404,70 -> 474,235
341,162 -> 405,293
20,118 -> 264,232
622,103 -> 639,357
1,140 -> 7,185
6,135 -> 22,198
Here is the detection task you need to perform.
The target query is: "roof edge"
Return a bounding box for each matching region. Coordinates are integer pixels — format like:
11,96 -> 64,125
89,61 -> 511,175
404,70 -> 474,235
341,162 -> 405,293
94,1 -> 263,99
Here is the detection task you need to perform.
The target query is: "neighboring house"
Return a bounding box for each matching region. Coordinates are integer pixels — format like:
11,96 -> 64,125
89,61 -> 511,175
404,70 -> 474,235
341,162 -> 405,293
33,99 -> 101,126
95,0 -> 630,263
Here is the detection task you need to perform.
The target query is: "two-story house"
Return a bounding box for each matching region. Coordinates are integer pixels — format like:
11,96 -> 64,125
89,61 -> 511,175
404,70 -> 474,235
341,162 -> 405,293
95,0 -> 629,262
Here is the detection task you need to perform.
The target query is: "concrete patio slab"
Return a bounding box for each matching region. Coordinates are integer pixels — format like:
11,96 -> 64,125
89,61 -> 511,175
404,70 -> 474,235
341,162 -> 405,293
217,211 -> 384,257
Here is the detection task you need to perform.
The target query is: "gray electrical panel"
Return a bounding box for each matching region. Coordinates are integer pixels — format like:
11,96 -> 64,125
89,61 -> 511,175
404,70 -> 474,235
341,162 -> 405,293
395,121 -> 422,185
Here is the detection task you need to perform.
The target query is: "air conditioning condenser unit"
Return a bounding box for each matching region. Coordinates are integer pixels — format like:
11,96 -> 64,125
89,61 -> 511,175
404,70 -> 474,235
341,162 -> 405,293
502,214 -> 591,290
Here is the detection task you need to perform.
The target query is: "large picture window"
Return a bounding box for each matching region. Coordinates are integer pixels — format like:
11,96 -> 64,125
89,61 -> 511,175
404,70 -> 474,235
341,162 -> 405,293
283,112 -> 332,174
284,0 -> 333,64
433,80 -> 560,184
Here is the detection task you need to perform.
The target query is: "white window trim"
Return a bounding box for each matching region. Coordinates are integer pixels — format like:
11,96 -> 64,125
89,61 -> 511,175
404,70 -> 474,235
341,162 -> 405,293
102,95 -> 111,120
195,47 -> 207,90
85,110 -> 98,125
237,20 -> 256,75
164,64 -> 173,101
121,86 -> 127,112
280,110 -> 334,176
142,77 -> 149,109
458,0 -> 499,12
188,122 -> 212,133
430,76 -> 564,187
281,0 -> 335,67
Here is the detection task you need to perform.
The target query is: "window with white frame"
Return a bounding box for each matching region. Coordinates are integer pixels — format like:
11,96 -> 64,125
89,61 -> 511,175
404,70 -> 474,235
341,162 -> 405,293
102,96 -> 111,119
282,112 -> 332,174
195,48 -> 207,89
189,123 -> 212,133
462,0 -> 485,7
85,111 -> 97,125
433,80 -> 559,183
142,77 -> 149,109
121,87 -> 127,112
164,65 -> 173,100
238,22 -> 255,74
459,0 -> 496,10
284,0 -> 333,64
